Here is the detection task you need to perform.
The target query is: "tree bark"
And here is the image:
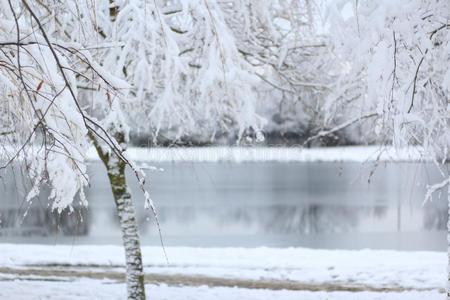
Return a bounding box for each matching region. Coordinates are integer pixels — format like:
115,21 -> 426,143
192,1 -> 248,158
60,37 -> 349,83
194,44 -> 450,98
91,132 -> 146,300
108,156 -> 146,300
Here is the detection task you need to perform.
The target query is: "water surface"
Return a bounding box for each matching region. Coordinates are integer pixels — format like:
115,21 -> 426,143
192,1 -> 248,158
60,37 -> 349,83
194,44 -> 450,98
0,161 -> 447,251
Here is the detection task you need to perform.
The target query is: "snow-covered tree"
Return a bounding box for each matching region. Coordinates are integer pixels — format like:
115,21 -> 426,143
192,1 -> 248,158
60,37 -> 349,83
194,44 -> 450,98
0,1 -> 332,299
325,0 -> 450,296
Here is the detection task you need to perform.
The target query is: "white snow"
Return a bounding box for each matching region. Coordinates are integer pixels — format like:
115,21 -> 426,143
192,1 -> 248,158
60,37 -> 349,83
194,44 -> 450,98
86,145 -> 427,163
0,280 -> 443,300
0,244 -> 445,291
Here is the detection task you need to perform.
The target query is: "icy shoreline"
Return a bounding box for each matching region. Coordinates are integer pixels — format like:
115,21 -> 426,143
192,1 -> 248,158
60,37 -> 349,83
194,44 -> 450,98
0,145 -> 429,163
87,145 -> 427,163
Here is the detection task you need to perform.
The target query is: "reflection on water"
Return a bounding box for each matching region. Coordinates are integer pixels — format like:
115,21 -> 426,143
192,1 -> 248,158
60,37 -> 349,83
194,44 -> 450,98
0,161 -> 448,250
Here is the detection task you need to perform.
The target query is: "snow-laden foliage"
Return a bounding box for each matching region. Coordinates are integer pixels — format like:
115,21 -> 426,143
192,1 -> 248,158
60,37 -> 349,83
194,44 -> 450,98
96,0 -> 333,144
94,0 -> 331,144
327,0 -> 450,155
0,0 -> 100,212
56,0 -> 270,144
0,1 -> 331,210
119,0 -> 267,142
233,1 -> 335,141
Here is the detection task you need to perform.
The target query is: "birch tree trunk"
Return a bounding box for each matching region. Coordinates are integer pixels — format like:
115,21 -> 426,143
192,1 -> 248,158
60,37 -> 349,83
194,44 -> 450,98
91,132 -> 146,300
93,3 -> 146,297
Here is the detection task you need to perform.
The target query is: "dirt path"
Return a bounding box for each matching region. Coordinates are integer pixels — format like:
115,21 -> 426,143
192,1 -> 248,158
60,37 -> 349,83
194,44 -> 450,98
0,266 -> 443,293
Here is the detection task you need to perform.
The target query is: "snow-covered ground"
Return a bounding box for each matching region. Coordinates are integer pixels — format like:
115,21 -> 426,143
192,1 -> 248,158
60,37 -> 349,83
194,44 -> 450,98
86,145 -> 427,163
0,280 -> 443,300
0,244 -> 445,299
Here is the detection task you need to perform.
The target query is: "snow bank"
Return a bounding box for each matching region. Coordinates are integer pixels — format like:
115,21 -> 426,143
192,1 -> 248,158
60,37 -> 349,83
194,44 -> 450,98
0,280 -> 443,300
0,244 -> 444,291
86,145 -> 426,163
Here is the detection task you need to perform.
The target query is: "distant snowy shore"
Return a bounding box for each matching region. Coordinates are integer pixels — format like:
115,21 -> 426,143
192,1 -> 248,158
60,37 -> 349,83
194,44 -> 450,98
87,145 -> 427,163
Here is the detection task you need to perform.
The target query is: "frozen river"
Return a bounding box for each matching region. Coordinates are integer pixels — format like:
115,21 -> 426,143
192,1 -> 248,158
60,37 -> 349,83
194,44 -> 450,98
0,160 -> 447,251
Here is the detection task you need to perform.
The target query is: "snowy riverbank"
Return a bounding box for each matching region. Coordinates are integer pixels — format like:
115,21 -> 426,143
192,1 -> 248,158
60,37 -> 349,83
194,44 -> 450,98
0,280 -> 442,300
0,244 -> 445,299
86,145 -> 427,163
